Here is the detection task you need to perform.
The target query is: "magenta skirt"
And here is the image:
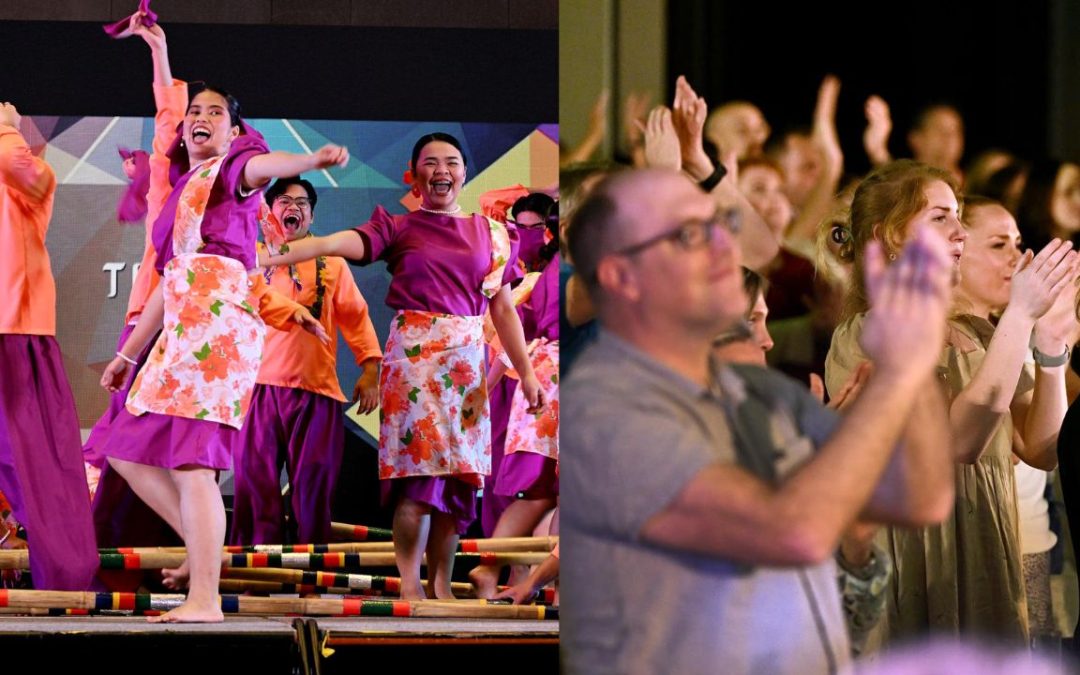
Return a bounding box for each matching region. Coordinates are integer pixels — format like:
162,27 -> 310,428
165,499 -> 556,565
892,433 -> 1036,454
493,453 -> 559,499
381,476 -> 478,536
99,405 -> 234,470
83,324 -> 157,468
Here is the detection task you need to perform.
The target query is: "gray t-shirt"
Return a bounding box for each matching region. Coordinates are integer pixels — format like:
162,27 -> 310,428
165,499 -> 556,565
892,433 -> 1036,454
561,330 -> 850,675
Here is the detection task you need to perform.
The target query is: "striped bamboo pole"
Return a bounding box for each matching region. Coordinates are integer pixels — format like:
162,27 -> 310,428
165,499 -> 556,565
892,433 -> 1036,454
219,570 -> 475,597
221,568 -> 404,593
217,579 -> 387,597
329,523 -> 393,541
0,589 -> 185,612
457,536 -> 558,553
0,589 -> 557,620
99,535 -> 557,556
218,572 -> 555,605
0,607 -> 161,617
0,550 -> 548,571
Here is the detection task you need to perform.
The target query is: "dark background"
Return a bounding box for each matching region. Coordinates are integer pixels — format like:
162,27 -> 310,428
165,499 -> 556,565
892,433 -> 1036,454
666,0 -> 1058,174
0,20 -> 556,123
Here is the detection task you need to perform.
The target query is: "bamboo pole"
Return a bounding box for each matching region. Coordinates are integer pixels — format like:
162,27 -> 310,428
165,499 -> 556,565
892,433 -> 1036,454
329,523 -> 393,541
221,567 -> 402,591
98,535 -> 557,556
0,550 -> 548,571
218,574 -> 554,604
0,589 -> 557,620
219,570 -> 476,597
216,579 -> 387,597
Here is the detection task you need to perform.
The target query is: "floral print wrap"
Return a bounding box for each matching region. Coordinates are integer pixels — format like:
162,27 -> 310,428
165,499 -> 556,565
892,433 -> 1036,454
379,311 -> 489,487
504,338 -> 559,460
125,155 -> 265,429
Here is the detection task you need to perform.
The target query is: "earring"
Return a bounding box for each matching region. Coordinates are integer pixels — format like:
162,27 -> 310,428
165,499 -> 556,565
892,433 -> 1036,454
888,252 -> 896,261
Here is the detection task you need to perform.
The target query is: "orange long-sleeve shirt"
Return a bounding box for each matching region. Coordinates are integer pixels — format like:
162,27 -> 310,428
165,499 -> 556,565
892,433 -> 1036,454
255,244 -> 383,401
0,124 -> 58,335
125,80 -> 189,324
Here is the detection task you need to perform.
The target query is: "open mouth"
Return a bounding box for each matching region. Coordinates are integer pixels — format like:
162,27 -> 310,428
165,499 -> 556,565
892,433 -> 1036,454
431,180 -> 453,196
283,214 -> 301,229
191,125 -> 212,144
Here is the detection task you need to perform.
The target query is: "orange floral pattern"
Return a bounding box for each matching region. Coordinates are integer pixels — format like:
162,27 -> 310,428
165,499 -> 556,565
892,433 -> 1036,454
126,155 -> 265,430
378,311 -> 489,486
504,339 -> 559,461
481,217 -> 512,299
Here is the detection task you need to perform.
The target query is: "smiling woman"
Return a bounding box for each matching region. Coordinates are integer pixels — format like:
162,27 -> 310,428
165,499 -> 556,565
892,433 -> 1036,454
258,131 -> 544,602
93,11 -> 350,624
826,163 -> 1079,646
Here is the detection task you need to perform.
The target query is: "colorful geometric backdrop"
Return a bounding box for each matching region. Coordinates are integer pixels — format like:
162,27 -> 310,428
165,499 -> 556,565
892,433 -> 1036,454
22,115 -> 558,428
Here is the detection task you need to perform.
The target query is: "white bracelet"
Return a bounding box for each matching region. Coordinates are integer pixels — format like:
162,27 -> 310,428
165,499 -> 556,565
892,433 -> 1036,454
116,351 -> 138,366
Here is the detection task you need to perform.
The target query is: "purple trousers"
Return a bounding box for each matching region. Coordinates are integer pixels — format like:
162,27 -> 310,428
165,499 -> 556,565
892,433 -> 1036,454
228,384 -> 343,545
0,335 -> 98,589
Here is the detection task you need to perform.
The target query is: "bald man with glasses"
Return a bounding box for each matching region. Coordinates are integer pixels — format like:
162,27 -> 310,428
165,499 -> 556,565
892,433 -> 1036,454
560,168 -> 957,674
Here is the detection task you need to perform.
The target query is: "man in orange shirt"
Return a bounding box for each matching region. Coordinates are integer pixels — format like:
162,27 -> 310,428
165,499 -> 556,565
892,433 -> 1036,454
229,177 -> 382,544
0,102 -> 99,589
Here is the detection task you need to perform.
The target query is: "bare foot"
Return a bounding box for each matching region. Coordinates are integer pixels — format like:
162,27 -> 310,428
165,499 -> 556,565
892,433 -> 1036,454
432,586 -> 456,600
161,559 -> 190,590
468,565 -> 499,600
506,564 -> 529,586
399,582 -> 427,600
146,599 -> 223,623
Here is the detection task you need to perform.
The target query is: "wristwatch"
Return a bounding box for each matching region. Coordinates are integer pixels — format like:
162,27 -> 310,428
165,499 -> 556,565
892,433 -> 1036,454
1033,344 -> 1071,368
698,164 -> 728,192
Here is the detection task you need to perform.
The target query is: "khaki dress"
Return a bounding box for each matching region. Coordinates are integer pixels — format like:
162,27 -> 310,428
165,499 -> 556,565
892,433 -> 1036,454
825,313 -> 1031,647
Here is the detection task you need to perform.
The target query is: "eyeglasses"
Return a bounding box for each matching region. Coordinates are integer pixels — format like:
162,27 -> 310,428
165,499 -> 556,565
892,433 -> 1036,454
273,196 -> 312,209
614,209 -> 741,257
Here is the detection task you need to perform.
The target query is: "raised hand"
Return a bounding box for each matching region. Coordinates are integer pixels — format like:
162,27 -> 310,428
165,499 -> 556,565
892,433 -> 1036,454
861,225 -> 954,380
811,75 -> 843,173
311,144 -> 350,170
671,75 -> 713,180
863,95 -> 893,166
1032,255 -> 1080,353
127,12 -> 166,51
1009,239 -> 1078,322
826,361 -> 872,411
0,102 -> 20,129
587,89 -> 610,142
624,91 -> 653,165
641,106 -> 681,171
809,362 -> 871,411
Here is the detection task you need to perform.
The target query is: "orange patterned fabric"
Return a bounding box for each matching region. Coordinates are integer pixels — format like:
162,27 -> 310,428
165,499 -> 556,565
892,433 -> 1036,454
126,156 -> 265,429
481,217 -> 512,300
504,338 -> 559,460
379,311 -> 489,487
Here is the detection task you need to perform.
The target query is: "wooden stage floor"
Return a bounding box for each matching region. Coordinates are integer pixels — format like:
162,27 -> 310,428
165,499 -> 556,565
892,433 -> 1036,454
0,614 -> 559,673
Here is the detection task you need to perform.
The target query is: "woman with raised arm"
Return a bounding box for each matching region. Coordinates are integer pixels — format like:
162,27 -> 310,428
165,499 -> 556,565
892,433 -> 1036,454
826,163 -> 1076,647
84,13 -> 189,561
261,132 -> 544,600
97,9 -> 345,623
